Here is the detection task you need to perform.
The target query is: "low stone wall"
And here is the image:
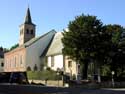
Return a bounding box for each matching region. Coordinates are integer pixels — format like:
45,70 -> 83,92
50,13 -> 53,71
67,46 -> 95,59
100,81 -> 125,88
28,80 -> 63,87
28,80 -> 125,88
69,81 -> 125,88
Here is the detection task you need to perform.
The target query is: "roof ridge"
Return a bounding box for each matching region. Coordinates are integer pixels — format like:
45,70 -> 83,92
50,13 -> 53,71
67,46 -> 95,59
24,29 -> 56,47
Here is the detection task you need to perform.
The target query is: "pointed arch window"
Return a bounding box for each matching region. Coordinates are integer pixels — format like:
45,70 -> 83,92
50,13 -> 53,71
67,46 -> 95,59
51,56 -> 54,67
26,29 -> 29,34
15,57 -> 16,67
20,55 -> 24,67
31,30 -> 33,34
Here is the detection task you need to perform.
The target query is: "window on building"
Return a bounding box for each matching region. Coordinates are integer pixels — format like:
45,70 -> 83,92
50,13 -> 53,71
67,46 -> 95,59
51,56 -> 54,67
68,61 -> 72,68
31,30 -> 33,34
15,57 -> 16,67
26,29 -> 29,34
20,55 -> 23,65
34,64 -> 38,71
8,59 -> 10,68
1,62 -> 4,67
11,58 -> 13,68
77,64 -> 80,74
6,60 -> 8,68
9,61 -> 11,68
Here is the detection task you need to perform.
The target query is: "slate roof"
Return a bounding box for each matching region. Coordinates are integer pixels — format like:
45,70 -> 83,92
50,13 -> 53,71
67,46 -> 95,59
24,30 -> 56,47
46,32 -> 63,56
8,30 -> 56,54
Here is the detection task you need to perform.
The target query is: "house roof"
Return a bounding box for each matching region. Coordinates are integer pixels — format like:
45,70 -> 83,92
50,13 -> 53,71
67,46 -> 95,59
24,30 -> 56,47
46,32 -> 63,56
6,30 -> 56,54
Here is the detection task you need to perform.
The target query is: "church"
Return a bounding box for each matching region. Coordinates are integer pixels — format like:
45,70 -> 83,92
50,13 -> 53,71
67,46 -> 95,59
4,7 -> 80,81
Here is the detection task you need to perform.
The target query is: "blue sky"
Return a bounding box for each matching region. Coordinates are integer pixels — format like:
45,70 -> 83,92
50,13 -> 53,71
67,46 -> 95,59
0,0 -> 125,48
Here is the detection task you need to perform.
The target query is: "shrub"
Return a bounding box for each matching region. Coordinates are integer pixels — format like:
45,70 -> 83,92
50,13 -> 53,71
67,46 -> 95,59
27,70 -> 62,80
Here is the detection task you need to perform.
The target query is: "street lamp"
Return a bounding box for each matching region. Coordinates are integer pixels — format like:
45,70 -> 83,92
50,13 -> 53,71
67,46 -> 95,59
56,69 -> 60,87
111,71 -> 115,88
60,68 -> 64,86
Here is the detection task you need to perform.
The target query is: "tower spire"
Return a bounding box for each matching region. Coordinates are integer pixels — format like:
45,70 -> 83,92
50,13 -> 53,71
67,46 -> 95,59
24,7 -> 32,24
19,7 -> 36,46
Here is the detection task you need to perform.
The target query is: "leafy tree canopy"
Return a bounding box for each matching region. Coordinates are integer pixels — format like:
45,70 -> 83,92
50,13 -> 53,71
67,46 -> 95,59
104,24 -> 123,44
62,14 -> 114,79
62,14 -> 111,64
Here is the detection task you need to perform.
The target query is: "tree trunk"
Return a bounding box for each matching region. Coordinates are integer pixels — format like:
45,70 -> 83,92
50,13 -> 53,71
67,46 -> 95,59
81,62 -> 88,79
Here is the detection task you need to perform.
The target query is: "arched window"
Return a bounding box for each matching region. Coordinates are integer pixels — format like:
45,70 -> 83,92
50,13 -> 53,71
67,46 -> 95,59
31,30 -> 33,34
14,56 -> 16,67
26,29 -> 29,34
51,56 -> 54,67
20,55 -> 22,65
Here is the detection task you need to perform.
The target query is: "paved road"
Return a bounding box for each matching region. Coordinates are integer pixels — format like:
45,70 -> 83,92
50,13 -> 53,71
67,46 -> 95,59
0,84 -> 124,94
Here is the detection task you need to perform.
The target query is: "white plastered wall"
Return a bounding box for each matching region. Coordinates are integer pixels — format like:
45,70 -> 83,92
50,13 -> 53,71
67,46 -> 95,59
47,54 -> 63,71
25,31 -> 56,71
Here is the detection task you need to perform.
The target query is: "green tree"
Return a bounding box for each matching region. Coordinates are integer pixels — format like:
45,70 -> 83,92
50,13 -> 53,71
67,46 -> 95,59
62,14 -> 112,79
0,46 -> 3,51
105,24 -> 122,44
104,25 -> 124,78
0,46 -> 9,53
10,44 -> 19,51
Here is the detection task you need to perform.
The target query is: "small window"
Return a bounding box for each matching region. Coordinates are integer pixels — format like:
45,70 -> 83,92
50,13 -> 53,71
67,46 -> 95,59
20,55 -> 23,65
51,56 -> 54,67
31,30 -> 33,34
77,64 -> 80,74
1,62 -> 4,67
15,57 -> 16,67
26,29 -> 29,34
68,61 -> 72,68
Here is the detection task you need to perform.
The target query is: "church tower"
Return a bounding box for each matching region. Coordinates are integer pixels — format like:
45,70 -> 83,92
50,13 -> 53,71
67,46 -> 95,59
19,7 -> 36,46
